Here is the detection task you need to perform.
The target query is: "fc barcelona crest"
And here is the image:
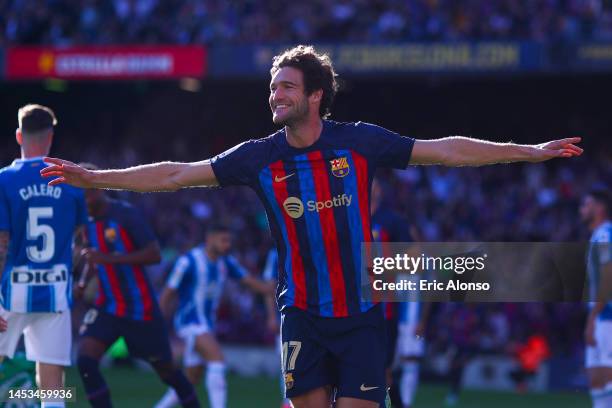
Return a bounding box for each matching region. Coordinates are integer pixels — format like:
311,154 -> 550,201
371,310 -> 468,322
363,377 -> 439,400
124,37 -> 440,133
284,373 -> 294,390
330,157 -> 350,178
104,228 -> 117,243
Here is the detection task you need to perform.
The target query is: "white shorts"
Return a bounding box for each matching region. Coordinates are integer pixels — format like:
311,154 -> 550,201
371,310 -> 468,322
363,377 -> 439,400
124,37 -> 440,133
396,323 -> 425,358
177,324 -> 210,368
0,309 -> 72,366
586,320 -> 612,368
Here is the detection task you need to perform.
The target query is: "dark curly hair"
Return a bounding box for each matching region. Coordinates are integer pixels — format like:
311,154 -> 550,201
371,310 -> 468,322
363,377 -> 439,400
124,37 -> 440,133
271,45 -> 339,119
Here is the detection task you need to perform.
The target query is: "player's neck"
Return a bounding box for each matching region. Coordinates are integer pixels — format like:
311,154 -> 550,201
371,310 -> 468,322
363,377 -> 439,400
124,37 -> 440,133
284,117 -> 323,148
204,246 -> 219,260
590,217 -> 610,232
20,144 -> 49,159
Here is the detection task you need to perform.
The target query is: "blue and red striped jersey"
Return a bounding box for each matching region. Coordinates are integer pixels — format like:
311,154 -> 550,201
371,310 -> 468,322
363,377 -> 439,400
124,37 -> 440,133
211,120 -> 415,317
86,199 -> 159,321
372,208 -> 413,321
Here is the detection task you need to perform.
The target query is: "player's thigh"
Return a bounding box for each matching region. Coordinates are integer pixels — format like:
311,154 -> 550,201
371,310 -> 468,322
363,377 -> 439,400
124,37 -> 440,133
281,309 -> 335,400
77,308 -> 119,359
0,310 -> 27,358
588,367 -> 612,389
122,316 -> 173,364
336,397 -> 379,408
24,312 -> 72,366
193,332 -> 223,361
289,385 -> 332,408
334,313 -> 386,404
587,320 -> 612,387
185,365 -> 204,385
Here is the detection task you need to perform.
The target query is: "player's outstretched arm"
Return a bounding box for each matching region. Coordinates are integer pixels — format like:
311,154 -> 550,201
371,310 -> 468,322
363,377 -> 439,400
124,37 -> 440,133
40,158 -> 219,192
410,136 -> 582,166
242,275 -> 276,296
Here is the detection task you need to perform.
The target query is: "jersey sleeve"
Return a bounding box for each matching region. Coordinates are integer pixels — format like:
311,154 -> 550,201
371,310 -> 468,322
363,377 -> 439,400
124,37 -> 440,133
167,255 -> 191,289
595,226 -> 612,265
263,250 -> 278,281
123,206 -> 157,248
355,122 -> 415,169
210,140 -> 258,187
0,183 -> 9,231
225,255 -> 248,280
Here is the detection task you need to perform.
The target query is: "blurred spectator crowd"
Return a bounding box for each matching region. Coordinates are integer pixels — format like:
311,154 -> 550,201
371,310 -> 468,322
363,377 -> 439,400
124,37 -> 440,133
1,0 -> 612,46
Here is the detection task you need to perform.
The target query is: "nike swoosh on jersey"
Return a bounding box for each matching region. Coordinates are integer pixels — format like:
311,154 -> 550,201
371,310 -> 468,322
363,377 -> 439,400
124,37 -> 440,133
274,173 -> 295,182
360,384 -> 379,392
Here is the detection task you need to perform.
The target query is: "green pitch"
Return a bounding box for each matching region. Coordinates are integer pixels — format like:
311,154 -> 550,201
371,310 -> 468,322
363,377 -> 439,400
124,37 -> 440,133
65,366 -> 589,407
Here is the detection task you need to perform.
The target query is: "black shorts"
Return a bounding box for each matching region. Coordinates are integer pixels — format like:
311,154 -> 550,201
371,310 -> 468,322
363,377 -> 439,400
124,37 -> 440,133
385,316 -> 399,369
79,307 -> 172,364
280,304 -> 387,403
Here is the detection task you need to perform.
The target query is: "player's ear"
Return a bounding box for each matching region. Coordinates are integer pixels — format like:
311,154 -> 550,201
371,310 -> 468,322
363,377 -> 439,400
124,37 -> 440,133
15,129 -> 22,146
309,89 -> 323,104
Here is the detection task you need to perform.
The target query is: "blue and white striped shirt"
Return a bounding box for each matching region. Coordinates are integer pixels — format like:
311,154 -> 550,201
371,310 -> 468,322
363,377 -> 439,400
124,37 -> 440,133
167,246 -> 247,330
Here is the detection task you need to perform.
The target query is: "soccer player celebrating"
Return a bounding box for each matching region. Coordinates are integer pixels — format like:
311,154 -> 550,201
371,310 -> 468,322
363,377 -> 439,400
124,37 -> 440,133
41,45 -> 582,408
0,105 -> 87,408
74,168 -> 199,408
581,188 -> 612,408
155,223 -> 273,408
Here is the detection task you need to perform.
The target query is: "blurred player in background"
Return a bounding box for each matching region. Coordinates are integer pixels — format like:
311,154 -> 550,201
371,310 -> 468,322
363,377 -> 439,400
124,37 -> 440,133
263,247 -> 292,408
155,223 -> 273,408
370,176 -> 422,407
395,297 -> 429,408
41,45 -> 582,408
74,164 -> 199,408
0,105 -> 87,408
581,188 -> 612,408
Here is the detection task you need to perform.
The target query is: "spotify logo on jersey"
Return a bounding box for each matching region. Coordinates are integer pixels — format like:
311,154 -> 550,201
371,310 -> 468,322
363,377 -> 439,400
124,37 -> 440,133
283,194 -> 353,219
283,197 -> 305,219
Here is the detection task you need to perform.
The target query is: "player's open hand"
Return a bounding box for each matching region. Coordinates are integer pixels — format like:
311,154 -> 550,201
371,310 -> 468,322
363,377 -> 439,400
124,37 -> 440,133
0,315 -> 7,332
40,157 -> 95,188
531,137 -> 583,162
81,247 -> 111,265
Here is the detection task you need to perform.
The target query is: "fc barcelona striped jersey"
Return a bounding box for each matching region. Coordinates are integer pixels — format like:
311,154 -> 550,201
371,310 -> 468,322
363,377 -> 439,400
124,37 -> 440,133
0,157 -> 87,313
86,199 -> 159,321
211,121 -> 415,317
372,208 -> 413,321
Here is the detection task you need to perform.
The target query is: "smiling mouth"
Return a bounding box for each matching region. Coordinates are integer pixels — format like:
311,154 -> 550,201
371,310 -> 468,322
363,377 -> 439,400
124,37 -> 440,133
274,104 -> 290,112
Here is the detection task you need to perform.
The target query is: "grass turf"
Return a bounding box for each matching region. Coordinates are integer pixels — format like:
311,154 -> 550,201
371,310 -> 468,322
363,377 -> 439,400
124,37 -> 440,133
65,366 -> 589,407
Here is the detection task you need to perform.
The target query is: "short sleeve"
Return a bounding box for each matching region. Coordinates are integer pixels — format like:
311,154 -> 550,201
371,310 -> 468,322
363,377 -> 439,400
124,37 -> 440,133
123,205 -> 157,248
74,189 -> 88,227
210,141 -> 258,187
167,255 -> 191,289
595,227 -> 611,265
225,255 -> 247,280
356,122 -> 415,169
0,183 -> 9,231
263,250 -> 278,281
